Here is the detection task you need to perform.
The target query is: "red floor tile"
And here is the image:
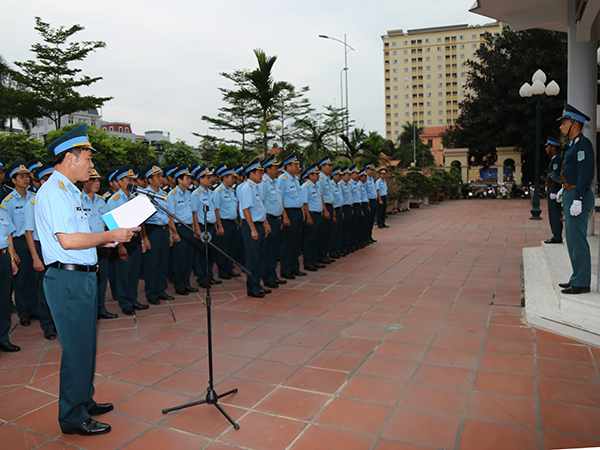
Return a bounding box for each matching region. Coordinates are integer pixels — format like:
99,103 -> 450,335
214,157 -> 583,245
399,383 -> 469,416
542,431 -> 600,450
382,408 -> 461,449
0,423 -> 49,450
358,356 -> 418,381
233,359 -> 298,384
260,344 -> 319,365
340,374 -> 406,405
540,400 -> 600,438
458,419 -> 538,450
466,391 -> 538,427
316,397 -> 393,435
472,370 -> 536,398
289,424 -> 376,450
537,357 -> 600,383
120,426 -> 208,450
478,352 -> 535,375
538,377 -> 600,407
423,347 -> 480,369
255,387 -> 330,421
284,366 -> 349,394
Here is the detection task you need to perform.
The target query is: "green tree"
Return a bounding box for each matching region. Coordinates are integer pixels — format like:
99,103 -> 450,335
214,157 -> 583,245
123,140 -> 157,170
0,132 -> 46,166
339,128 -> 367,162
5,17 -> 112,131
0,56 -> 36,131
271,85 -> 313,151
213,144 -> 245,168
161,140 -> 201,167
322,105 -> 351,153
241,49 -> 293,152
441,26 -> 567,177
395,121 -> 434,168
294,115 -> 335,165
357,132 -> 392,167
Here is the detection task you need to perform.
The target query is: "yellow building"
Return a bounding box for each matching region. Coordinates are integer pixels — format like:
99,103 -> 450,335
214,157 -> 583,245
381,22 -> 503,147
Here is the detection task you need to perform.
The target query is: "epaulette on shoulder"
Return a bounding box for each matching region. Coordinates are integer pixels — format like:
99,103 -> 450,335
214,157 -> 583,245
283,175 -> 288,180
29,198 -> 35,204
0,204 -> 6,210
169,189 -> 177,196
3,193 -> 13,202
218,187 -> 223,192
113,193 -> 120,201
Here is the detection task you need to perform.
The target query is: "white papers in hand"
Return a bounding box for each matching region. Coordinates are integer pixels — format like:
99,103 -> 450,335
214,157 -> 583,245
102,195 -> 156,230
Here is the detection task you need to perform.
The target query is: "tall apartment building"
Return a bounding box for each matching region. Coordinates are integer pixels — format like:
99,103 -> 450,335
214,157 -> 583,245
381,22 -> 502,148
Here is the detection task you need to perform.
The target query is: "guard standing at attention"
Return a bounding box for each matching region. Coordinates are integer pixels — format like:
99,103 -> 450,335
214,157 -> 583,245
277,152 -> 306,280
301,164 -> 324,271
167,166 -> 199,296
316,156 -> 335,264
35,123 -> 138,435
0,201 -> 19,352
555,104 -> 595,295
259,154 -> 287,289
340,167 -> 354,253
2,160 -> 37,326
376,168 -> 389,228
349,165 -> 362,250
544,137 -> 563,244
213,164 -> 241,279
365,162 -> 378,242
239,158 -> 271,298
330,166 -> 345,258
81,165 -> 118,319
106,165 -> 149,315
140,162 -> 174,305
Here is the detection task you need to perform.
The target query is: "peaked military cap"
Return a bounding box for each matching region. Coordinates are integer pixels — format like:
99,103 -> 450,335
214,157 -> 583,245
46,123 -> 96,156
332,165 -> 342,176
365,162 -> 375,169
143,162 -> 162,179
106,166 -> 120,183
197,165 -> 212,178
163,164 -> 178,177
557,104 -> 590,123
317,156 -> 333,168
7,160 -> 29,179
115,165 -> 136,181
38,162 -> 55,180
89,164 -> 101,179
234,165 -> 245,176
245,157 -> 264,175
27,158 -> 45,173
173,165 -> 191,179
0,156 -> 5,169
546,137 -> 562,148
282,151 -> 300,166
262,154 -> 279,168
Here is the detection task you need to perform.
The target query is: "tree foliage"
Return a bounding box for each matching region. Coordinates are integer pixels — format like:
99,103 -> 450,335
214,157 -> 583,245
213,144 -> 245,168
441,26 -> 567,175
161,140 -> 200,167
4,17 -> 112,131
0,132 -> 46,164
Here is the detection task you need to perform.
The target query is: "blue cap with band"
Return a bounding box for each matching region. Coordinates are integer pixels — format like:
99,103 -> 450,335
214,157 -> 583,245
245,157 -> 263,175
282,152 -> 300,166
317,156 -> 333,168
173,165 -> 191,178
546,137 -> 561,147
27,158 -> 45,173
262,154 -> 279,168
116,165 -> 136,181
38,162 -> 55,179
46,123 -> 96,156
7,160 -> 29,179
143,162 -> 162,179
557,103 -> 590,123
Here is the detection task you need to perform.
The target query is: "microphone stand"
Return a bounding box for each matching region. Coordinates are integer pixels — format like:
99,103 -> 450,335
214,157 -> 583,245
137,190 -> 246,430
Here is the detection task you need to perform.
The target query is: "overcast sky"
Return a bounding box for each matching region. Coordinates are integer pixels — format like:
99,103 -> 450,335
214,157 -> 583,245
3,0 -> 493,144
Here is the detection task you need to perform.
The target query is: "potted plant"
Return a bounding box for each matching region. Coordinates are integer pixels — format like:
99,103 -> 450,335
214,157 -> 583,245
404,170 -> 433,208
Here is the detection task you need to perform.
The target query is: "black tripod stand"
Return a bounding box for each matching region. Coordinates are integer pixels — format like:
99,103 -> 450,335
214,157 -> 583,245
132,187 -> 247,430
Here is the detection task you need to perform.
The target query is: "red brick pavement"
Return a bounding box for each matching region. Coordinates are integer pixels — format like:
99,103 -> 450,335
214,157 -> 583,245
2,198 -> 600,450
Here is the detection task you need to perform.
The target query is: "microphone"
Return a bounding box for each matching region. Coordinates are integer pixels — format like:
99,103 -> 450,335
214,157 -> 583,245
127,183 -> 168,202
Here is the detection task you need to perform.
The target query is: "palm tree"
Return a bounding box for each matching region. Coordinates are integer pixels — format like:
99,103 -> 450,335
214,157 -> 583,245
295,116 -> 334,164
241,49 -> 293,151
339,128 -> 367,162
0,56 -> 36,132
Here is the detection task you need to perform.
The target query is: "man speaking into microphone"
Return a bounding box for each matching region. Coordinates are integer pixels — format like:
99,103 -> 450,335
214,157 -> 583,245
35,124 -> 139,436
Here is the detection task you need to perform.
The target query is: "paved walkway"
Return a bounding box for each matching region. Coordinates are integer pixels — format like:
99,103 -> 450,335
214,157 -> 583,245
1,199 -> 600,450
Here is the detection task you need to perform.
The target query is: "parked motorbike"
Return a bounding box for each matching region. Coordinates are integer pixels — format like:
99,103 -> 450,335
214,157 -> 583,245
498,183 -> 508,199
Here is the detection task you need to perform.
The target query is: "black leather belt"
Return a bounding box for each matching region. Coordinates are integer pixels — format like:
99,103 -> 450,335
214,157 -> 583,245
267,214 -> 281,220
50,262 -> 99,273
176,223 -> 192,227
221,219 -> 236,223
310,211 -> 322,215
285,207 -> 302,211
146,224 -> 168,230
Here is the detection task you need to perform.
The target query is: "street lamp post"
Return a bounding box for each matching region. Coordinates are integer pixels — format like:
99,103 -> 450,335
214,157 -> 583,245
319,34 -> 355,135
519,69 -> 560,220
413,113 -> 417,166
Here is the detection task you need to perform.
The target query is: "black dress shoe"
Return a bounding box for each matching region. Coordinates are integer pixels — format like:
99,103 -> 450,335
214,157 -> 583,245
158,294 -> 174,300
0,341 -> 21,352
19,316 -> 31,327
304,265 -> 318,272
44,328 -> 57,341
330,253 -> 340,259
210,278 -> 222,285
63,418 -> 111,436
382,224 -> 390,228
219,274 -> 232,280
132,303 -> 149,310
558,282 -> 571,289
122,307 -> 135,315
318,258 -> 332,265
186,286 -> 199,293
98,311 -> 118,319
175,288 -> 189,296
292,270 -> 307,276
544,238 -> 563,244
314,263 -> 326,269
281,273 -> 296,280
264,281 -> 279,289
148,298 -> 161,305
561,286 -> 590,294
261,288 -> 272,294
370,239 -> 377,243
247,291 -> 265,298
198,282 -> 208,289
88,403 -> 114,416
230,272 -> 241,278
274,278 -> 287,285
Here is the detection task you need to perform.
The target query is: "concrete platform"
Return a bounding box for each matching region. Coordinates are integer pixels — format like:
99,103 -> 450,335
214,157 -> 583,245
524,235 -> 600,346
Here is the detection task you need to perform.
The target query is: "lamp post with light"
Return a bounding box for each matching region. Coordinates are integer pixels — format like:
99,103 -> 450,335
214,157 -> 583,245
519,69 -> 560,220
319,34 -> 355,135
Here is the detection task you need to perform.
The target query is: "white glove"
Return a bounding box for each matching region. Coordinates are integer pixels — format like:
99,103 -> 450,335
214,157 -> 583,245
570,200 -> 582,216
556,188 -> 563,203
550,193 -> 557,200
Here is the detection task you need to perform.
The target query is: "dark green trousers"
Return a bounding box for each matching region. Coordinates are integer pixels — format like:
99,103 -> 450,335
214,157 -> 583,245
563,189 -> 594,288
547,196 -> 563,242
44,267 -> 98,431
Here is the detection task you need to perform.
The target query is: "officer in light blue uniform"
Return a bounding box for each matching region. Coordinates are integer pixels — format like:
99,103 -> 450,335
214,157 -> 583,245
167,165 -> 198,295
544,137 -> 563,244
81,165 -> 118,320
2,160 -> 37,326
0,204 -> 19,352
301,164 -> 324,271
27,158 -> 45,193
365,162 -> 378,242
213,163 -> 241,279
376,168 -> 389,228
191,166 -> 222,288
140,162 -> 174,305
358,169 -> 370,246
316,156 -> 335,264
349,165 -> 362,250
106,165 -> 149,315
277,152 -> 305,279
340,167 -> 354,253
330,166 -> 345,258
24,163 -> 56,339
36,123 -> 137,435
238,158 -> 271,298
556,104 -> 595,294
259,154 -> 286,288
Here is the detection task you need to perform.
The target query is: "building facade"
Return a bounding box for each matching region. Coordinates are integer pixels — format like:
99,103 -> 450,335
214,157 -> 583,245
381,22 -> 503,145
